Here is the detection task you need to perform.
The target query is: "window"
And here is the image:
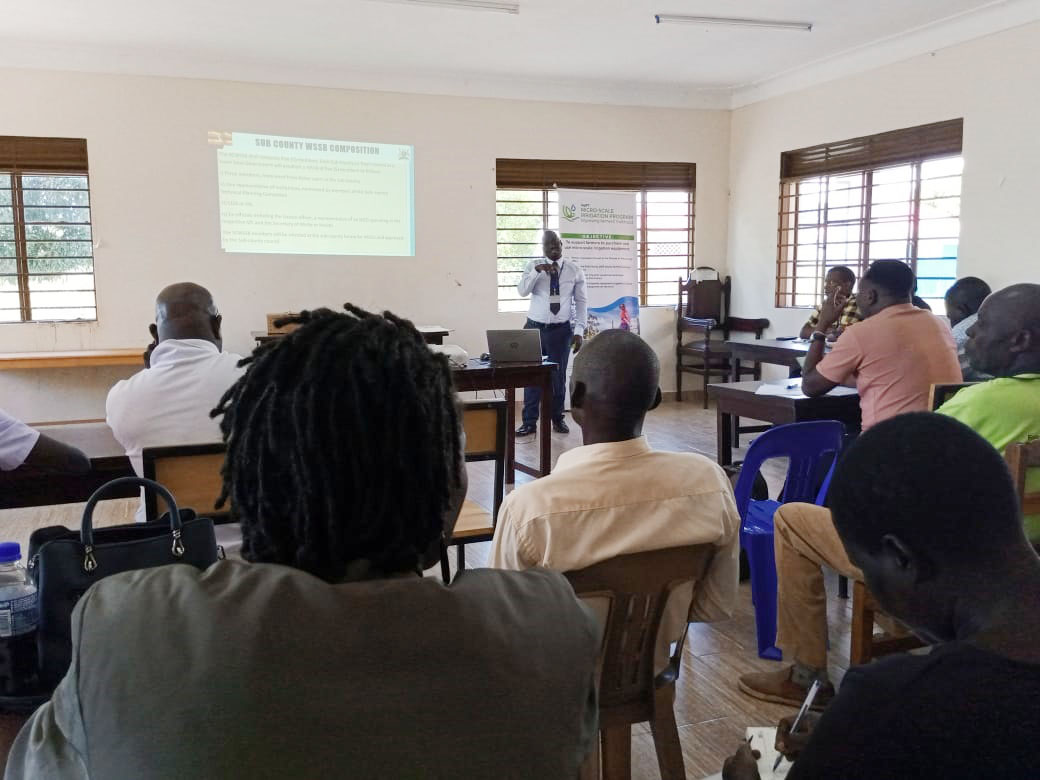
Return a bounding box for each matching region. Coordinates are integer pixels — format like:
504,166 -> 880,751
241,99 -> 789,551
495,159 -> 695,311
0,137 -> 96,322
776,119 -> 963,311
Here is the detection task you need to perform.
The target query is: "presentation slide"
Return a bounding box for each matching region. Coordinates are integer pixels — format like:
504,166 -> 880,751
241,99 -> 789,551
211,131 -> 414,256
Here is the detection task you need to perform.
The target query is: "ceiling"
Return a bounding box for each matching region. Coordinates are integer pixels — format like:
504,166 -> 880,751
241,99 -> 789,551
1,0 -> 1038,108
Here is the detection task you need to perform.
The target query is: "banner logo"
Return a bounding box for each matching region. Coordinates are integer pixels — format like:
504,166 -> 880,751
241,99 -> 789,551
562,203 -> 578,222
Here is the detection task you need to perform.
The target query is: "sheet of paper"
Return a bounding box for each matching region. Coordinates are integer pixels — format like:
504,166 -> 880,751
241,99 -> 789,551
754,380 -> 858,398
700,727 -> 791,780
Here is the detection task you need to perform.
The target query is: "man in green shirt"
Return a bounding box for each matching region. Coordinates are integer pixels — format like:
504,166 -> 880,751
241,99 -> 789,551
936,283 -> 1040,540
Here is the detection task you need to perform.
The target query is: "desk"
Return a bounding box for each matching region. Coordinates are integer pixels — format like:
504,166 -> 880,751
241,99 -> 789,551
452,360 -> 554,482
726,338 -> 811,382
707,380 -> 861,466
0,422 -> 135,510
0,349 -> 142,371
252,325 -> 450,346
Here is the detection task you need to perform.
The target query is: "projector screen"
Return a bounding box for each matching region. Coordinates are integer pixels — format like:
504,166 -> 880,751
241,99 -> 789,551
212,131 -> 415,256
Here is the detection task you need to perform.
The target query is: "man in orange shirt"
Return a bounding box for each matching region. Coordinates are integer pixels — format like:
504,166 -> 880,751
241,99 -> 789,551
738,260 -> 961,708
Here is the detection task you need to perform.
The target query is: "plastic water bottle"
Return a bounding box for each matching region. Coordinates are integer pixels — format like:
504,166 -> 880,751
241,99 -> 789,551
0,543 -> 38,695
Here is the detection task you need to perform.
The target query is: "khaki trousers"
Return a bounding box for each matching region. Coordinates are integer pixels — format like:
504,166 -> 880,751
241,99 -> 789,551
773,503 -> 862,669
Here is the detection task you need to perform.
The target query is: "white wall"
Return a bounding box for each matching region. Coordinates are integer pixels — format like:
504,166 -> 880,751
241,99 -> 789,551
0,68 -> 733,420
726,21 -> 1040,336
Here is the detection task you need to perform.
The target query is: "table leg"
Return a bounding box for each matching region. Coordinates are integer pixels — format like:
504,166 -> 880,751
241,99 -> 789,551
717,406 -> 733,467
731,356 -> 741,384
538,374 -> 552,477
505,388 -> 516,484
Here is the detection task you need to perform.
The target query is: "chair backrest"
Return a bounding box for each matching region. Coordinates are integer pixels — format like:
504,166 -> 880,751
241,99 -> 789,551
141,443 -> 228,522
928,382 -> 979,410
678,269 -> 731,324
461,399 -> 506,520
733,421 -> 846,520
565,545 -> 716,711
1005,438 -> 1040,517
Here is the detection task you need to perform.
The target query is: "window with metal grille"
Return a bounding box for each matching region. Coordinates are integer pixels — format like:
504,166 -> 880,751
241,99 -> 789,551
495,159 -> 695,312
0,137 -> 96,322
776,119 -> 963,311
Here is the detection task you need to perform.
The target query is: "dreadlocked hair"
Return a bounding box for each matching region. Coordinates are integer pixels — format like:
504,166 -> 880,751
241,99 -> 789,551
211,304 -> 462,581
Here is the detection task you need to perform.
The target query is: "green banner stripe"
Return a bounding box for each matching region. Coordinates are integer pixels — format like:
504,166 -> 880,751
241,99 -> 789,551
560,233 -> 635,240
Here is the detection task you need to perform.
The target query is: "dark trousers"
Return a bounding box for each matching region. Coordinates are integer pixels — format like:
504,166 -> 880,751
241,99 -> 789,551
522,319 -> 572,425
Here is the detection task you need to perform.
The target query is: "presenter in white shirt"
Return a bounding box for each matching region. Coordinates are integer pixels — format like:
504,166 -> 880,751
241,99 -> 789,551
515,230 -> 588,435
106,283 -> 245,518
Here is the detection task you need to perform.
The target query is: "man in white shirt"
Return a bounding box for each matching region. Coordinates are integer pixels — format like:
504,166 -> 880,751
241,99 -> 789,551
490,329 -> 740,667
515,230 -> 588,435
0,410 -> 89,473
944,275 -> 992,381
106,283 -> 244,517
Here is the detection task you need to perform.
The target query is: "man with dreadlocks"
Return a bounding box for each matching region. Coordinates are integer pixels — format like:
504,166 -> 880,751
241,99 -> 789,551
8,305 -> 600,779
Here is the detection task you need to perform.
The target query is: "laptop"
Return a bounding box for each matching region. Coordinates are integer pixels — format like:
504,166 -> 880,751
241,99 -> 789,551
486,329 -> 543,363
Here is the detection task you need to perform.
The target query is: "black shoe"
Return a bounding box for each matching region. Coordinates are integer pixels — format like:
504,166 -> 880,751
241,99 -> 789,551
552,419 -> 570,434
516,423 -> 537,436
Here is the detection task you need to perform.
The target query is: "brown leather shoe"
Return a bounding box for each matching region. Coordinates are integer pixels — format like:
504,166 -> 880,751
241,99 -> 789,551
738,665 -> 834,709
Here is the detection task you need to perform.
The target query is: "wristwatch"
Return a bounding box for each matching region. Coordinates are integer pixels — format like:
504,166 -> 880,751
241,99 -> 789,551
811,331 -> 828,343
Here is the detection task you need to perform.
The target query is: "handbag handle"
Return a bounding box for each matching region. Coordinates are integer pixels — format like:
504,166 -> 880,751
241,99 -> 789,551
80,477 -> 184,571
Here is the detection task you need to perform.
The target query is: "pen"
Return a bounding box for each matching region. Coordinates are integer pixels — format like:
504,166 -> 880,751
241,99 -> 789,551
774,679 -> 821,771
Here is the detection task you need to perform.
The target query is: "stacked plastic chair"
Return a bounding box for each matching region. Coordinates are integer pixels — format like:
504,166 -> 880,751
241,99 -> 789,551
732,421 -> 846,660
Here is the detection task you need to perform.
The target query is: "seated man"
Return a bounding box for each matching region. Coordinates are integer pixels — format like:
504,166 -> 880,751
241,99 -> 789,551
798,265 -> 861,340
944,275 -> 992,380
7,306 -> 599,779
106,283 -> 244,516
723,413 -> 1040,779
0,410 -> 89,473
937,283 -> 1040,541
740,260 -> 962,707
489,329 -> 740,667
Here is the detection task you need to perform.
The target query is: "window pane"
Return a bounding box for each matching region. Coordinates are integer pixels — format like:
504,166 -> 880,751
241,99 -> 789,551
921,156 -> 963,178
25,224 -> 92,241
28,289 -> 97,309
21,175 -> 88,190
21,189 -> 90,208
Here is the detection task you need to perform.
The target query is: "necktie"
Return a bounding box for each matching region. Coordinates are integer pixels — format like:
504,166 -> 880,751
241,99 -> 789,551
549,262 -> 561,315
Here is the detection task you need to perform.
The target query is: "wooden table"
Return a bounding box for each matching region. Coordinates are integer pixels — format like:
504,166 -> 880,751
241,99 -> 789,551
252,325 -> 451,346
0,349 -> 143,370
0,422 -> 135,510
707,380 -> 861,467
726,338 -> 812,382
452,360 -> 555,482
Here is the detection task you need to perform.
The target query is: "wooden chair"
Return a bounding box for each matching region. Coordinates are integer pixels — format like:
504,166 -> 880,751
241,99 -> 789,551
849,581 -> 925,665
439,399 -> 506,583
566,544 -> 716,780
928,381 -> 979,410
141,443 -> 229,522
1005,438 -> 1040,519
676,268 -> 768,408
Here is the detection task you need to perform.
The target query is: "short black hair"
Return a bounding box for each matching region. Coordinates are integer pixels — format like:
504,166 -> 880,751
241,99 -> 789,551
212,305 -> 462,581
828,413 -> 1022,564
826,266 -> 856,286
863,260 -> 915,298
945,276 -> 992,314
572,329 -> 659,418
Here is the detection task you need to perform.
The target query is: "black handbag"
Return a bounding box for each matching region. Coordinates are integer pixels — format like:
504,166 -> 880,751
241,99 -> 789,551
28,476 -> 220,690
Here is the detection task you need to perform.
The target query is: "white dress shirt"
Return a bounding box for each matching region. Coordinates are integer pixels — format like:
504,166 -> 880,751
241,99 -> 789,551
489,435 -> 740,670
0,409 -> 40,472
106,339 -> 245,518
516,258 -> 588,330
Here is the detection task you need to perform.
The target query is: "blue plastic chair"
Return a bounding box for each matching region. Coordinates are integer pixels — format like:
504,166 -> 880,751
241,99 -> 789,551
733,421 -> 846,660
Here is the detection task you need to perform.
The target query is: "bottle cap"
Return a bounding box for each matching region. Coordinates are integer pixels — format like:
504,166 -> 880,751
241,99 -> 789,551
0,543 -> 21,564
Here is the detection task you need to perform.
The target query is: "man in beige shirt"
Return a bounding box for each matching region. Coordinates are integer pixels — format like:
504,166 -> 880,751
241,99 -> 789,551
489,329 -> 741,665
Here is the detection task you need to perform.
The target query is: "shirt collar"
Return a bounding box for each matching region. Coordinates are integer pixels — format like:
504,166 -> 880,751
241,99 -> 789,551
553,435 -> 651,473
150,338 -> 220,367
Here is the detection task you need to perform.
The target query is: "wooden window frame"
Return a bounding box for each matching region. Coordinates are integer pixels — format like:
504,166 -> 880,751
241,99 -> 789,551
495,159 -> 695,310
0,136 -> 96,323
775,120 -> 963,309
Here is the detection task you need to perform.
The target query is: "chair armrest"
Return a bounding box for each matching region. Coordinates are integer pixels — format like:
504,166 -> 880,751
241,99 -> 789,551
725,317 -> 770,337
678,317 -> 716,334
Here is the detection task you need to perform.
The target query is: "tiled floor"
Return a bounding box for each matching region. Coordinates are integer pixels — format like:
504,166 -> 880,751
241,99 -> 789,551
450,398 -> 854,779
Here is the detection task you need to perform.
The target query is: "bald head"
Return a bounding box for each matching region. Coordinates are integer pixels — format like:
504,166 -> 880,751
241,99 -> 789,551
570,330 -> 661,442
155,283 -> 222,346
965,283 -> 1040,377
